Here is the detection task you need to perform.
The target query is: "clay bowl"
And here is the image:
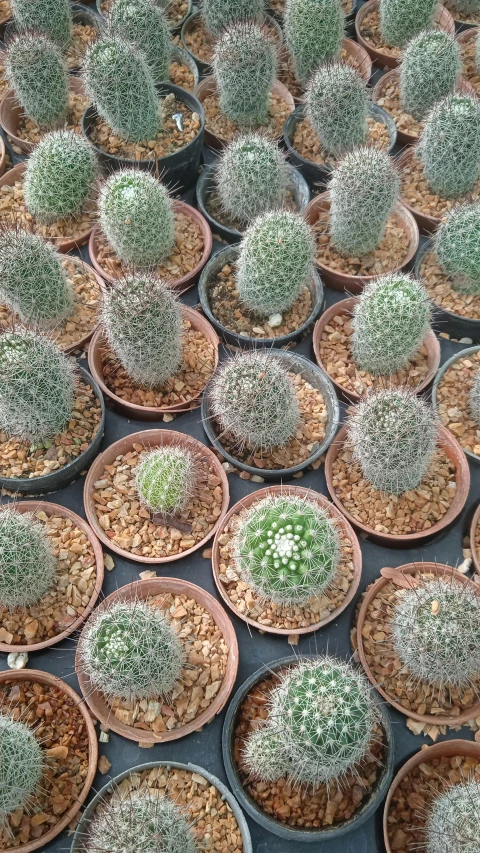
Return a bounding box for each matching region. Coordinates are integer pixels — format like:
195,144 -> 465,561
0,501 -> 104,654
396,147 -> 447,236
211,484 -> 362,637
312,296 -> 441,403
75,577 -> 239,744
470,501 -> 480,574
303,193 -> 419,294
83,428 -> 230,564
87,306 -> 220,419
0,77 -> 85,154
325,423 -> 470,547
357,562 -> 480,725
88,200 -> 212,293
0,668 -> 97,853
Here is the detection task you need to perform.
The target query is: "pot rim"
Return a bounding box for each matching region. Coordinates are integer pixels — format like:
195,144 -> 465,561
470,500 -> 480,574
432,344 -> 480,464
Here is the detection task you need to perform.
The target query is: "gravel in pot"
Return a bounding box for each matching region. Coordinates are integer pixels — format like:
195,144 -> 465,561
458,27 -> 480,92
432,345 -> 480,462
279,36 -> 372,103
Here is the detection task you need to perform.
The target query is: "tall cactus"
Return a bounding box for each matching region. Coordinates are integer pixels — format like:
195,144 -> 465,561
108,0 -> 171,84
379,0 -> 437,47
306,62 -> 369,158
434,203 -> 480,294
11,0 -> 72,49
284,0 -> 344,85
0,715 -> 43,823
417,95 -> 480,199
0,509 -> 56,608
6,34 -> 69,129
399,31 -> 461,121
201,0 -> 266,35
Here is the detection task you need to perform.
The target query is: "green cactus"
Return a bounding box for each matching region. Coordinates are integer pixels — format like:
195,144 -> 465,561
212,22 -> 277,127
449,0 -> 480,15
0,509 -> 56,608
417,95 -> 480,200
434,203 -> 480,294
108,0 -> 171,84
5,34 -> 69,130
329,146 -> 400,258
351,273 -> 431,376
136,446 -> 197,515
243,729 -> 288,782
24,130 -> 97,224
306,62 -> 369,158
469,369 -> 480,427
236,210 -> 315,315
425,780 -> 480,853
0,715 -> 43,823
399,31 -> 461,122
209,351 -> 300,451
201,0 -> 266,35
379,0 -> 437,47
284,0 -> 344,85
11,0 -> 72,49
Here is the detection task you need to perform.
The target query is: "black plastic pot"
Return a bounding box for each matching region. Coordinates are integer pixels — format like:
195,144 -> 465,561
170,44 -> 199,89
432,345 -> 480,465
0,367 -> 105,496
201,349 -> 339,480
416,239 -> 480,343
454,16 -> 479,32
96,0 -> 193,31
222,656 -> 394,843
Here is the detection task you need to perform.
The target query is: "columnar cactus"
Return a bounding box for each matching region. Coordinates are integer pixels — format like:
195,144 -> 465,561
108,0 -> 171,84
425,780 -> 480,853
348,388 -> 438,495
0,715 -> 43,823
212,22 -> 277,127
306,63 -> 369,158
6,34 -> 69,130
399,31 -> 461,121
417,95 -> 480,199
99,170 -> 175,268
209,351 -> 300,451
102,275 -> 182,388
379,0 -> 437,47
236,210 -> 315,315
201,0 -> 266,35
434,203 -> 480,294
469,370 -> 480,426
284,0 -> 344,85
11,0 -> 72,49
0,509 -> 56,608
329,147 -> 400,258
24,130 -> 97,224
135,446 -> 197,515
351,273 -> 431,376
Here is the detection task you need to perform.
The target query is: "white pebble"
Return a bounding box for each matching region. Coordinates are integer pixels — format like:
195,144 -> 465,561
457,557 -> 472,574
7,652 -> 28,670
459,338 -> 473,345
268,313 -> 282,328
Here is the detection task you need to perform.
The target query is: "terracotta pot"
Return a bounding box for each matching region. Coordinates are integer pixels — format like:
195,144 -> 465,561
470,501 -> 480,574
83,428 -> 230,563
87,306 -> 220,419
75,577 -> 239,744
0,668 -> 97,853
193,76 -> 295,150
355,0 -> 455,69
312,297 -> 441,403
383,739 -> 480,853
88,200 -> 212,293
0,77 -> 85,155
303,193 -> 419,294
396,146 -> 446,236
325,424 -> 470,547
211,484 -> 362,637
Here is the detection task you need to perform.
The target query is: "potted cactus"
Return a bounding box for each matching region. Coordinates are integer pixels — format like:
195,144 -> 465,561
433,344 -> 480,461
445,0 -> 480,26
98,0 -> 193,33
457,27 -> 480,96
9,0 -> 100,71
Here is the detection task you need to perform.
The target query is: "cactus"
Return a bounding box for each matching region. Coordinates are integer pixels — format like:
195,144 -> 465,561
209,351 -> 300,451
212,22 -> 277,127
0,715 -> 43,822
136,446 -> 197,515
417,95 -> 480,199
11,0 -> 72,49
305,62 -> 369,158
284,0 -> 344,85
348,388 -> 438,495
24,130 -> 97,224
0,509 -> 56,608
0,329 -> 76,443
425,780 -> 480,853
99,170 -> 174,268
215,133 -> 290,224
399,31 -> 461,122
351,273 -> 431,376
434,203 -> 480,294
108,0 -> 171,84
449,0 -> 480,14
6,34 -> 69,130
236,210 -> 315,315
233,493 -> 340,604
201,0 -> 266,35
469,369 -> 480,427
477,29 -> 480,73
243,729 -> 288,782
102,275 -> 182,388
329,146 -> 400,258
84,37 -> 161,143
379,0 -> 437,47
79,599 -> 184,702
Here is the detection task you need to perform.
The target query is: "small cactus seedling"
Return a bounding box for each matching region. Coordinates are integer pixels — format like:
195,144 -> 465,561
0,714 -> 43,823
417,94 -> 480,199
209,350 -> 300,452
11,0 -> 72,49
379,0 -> 437,47
6,34 -> 69,130
399,31 -> 461,122
434,203 -> 480,294
0,509 -> 56,608
236,210 -> 315,315
348,388 -> 437,495
306,62 -> 369,159
243,729 -> 288,782
201,0 -> 266,36
351,273 -> 431,376
469,369 -> 480,427
284,0 -> 344,85
425,779 -> 480,853
135,446 -> 197,516
233,493 -> 340,604
108,0 -> 171,84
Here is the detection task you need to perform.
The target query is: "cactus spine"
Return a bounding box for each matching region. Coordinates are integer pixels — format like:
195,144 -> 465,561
284,0 -> 344,85
0,509 -> 56,608
399,31 -> 461,121
11,0 -> 72,49
306,62 -> 369,158
0,715 -> 43,822
108,0 -> 171,84
379,0 -> 437,47
434,203 -> 480,294
135,446 -> 197,515
6,34 -> 69,130
426,780 -> 480,853
201,0 -> 266,35
417,95 -> 480,199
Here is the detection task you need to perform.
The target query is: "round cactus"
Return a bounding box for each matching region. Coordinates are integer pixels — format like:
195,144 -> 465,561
11,0 -> 72,49
0,509 -> 56,608
379,0 -> 437,47
24,130 -> 97,224
469,369 -> 480,427
236,210 -> 315,315
306,62 -> 369,159
284,0 -> 344,85
213,22 -> 277,127
6,34 -> 69,130
108,0 -> 171,84
233,493 -> 340,604
425,780 -> 480,853
351,273 -> 431,376
329,146 -> 400,258
209,351 -> 300,451
215,133 -> 290,225
136,446 -> 197,515
0,715 -> 43,823
201,0 -> 266,35
243,729 -> 288,782
434,203 -> 480,294
417,94 -> 480,200
399,31 -> 461,122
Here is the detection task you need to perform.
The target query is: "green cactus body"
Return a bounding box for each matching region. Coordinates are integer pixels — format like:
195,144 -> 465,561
6,34 -> 69,129
351,273 -> 431,376
417,95 -> 480,199
135,446 -> 196,515
213,22 -> 277,127
284,0 -> 344,85
399,31 -> 461,121
11,0 -> 72,49
434,203 -> 480,294
0,510 -> 56,608
379,0 -> 437,47
0,715 -> 43,823
306,62 -> 369,158
426,780 -> 480,853
451,0 -> 480,14
108,0 -> 171,84
201,0 -> 266,35
469,369 -> 480,426
243,729 -> 288,782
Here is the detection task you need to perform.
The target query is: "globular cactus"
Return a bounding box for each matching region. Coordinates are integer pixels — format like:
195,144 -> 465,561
399,31 -> 461,122
212,22 -> 277,127
0,715 -> 43,823
108,0 -> 171,84
84,37 -> 161,143
201,0 -> 266,36
243,729 -> 288,782
233,493 -> 340,604
348,388 -> 438,495
0,329 -> 76,443
209,351 -> 300,452
417,95 -> 480,199
102,275 -> 182,388
379,0 -> 437,47
469,369 -> 480,427
11,0 -> 72,49
0,230 -> 73,327
78,599 -> 185,702
284,0 -> 344,85
425,780 -> 480,853
329,146 -> 400,258
0,509 -> 56,608
434,203 -> 480,294
215,133 -> 290,224
6,34 -> 69,130
351,273 -> 431,376
99,170 -> 174,268
236,210 -> 315,315
135,446 -> 197,515
306,62 -> 369,158
24,130 -> 97,224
